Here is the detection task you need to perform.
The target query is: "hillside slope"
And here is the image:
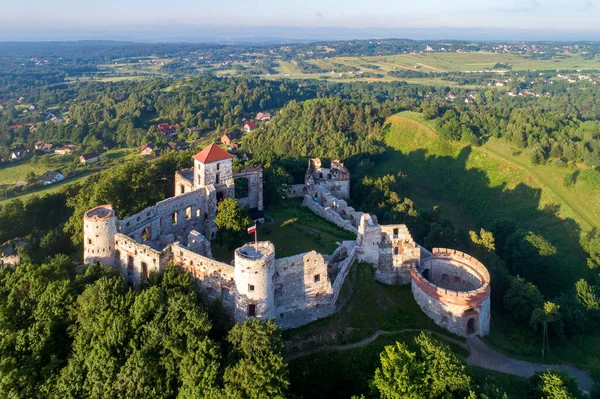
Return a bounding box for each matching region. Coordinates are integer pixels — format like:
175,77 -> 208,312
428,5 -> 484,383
378,111 -> 593,293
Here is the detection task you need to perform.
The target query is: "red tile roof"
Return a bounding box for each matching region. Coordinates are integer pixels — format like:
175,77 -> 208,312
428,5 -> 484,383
193,143 -> 234,164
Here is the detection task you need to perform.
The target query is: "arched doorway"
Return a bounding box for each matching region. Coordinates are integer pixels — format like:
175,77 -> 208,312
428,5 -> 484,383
466,317 -> 477,335
141,226 -> 152,242
422,269 -> 431,281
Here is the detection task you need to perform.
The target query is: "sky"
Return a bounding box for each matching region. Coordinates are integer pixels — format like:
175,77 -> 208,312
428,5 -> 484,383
1,0 -> 599,40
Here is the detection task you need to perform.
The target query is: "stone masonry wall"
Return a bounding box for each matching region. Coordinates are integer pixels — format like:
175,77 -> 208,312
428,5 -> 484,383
274,251 -> 336,329
171,243 -> 236,313
114,233 -> 164,285
284,184 -> 308,199
233,166 -> 264,211
411,249 -> 491,337
119,187 -> 217,242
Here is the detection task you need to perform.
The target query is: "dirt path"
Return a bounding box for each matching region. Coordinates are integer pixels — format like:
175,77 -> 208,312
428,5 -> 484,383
287,330 -> 595,393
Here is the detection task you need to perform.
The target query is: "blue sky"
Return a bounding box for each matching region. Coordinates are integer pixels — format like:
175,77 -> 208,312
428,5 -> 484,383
1,0 -> 597,30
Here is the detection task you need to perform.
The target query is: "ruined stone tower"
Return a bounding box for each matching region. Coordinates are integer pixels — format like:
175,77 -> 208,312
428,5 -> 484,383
233,241 -> 276,323
357,213 -> 381,265
83,205 -> 117,267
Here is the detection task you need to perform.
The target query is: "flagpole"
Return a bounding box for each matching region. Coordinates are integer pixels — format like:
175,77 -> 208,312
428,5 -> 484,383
254,225 -> 257,246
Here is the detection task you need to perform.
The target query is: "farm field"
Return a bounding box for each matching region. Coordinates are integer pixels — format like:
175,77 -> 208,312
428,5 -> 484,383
303,52 -> 600,73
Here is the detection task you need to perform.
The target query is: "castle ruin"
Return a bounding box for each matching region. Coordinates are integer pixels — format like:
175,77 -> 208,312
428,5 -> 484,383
84,150 -> 490,337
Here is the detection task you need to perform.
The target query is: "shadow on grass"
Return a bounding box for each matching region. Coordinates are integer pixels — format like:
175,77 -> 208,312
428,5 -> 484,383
362,144 -> 590,297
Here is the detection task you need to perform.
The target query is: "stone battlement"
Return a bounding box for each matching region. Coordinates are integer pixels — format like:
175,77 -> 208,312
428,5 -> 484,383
84,205 -> 114,220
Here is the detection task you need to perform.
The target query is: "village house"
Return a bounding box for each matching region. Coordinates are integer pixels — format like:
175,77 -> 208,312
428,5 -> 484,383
40,143 -> 54,153
10,148 -> 32,160
140,143 -> 156,157
55,145 -> 78,155
187,127 -> 202,135
37,170 -> 65,186
157,123 -> 180,139
221,132 -> 238,145
256,112 -> 271,121
167,141 -> 189,151
80,152 -> 101,165
243,122 -> 257,132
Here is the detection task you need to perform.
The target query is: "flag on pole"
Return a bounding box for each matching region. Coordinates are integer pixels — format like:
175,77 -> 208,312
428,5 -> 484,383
247,225 -> 256,234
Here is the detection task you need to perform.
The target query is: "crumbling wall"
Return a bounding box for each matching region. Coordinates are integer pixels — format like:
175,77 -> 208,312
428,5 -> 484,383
306,158 -> 350,199
172,242 -> 236,313
330,242 -> 358,303
284,184 -> 307,198
375,225 -> 421,285
114,233 -> 163,285
274,251 -> 335,329
119,188 -> 217,242
233,165 -> 264,211
175,168 -> 195,195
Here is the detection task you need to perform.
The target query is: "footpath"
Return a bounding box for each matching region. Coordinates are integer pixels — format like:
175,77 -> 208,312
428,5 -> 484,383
286,329 -> 595,393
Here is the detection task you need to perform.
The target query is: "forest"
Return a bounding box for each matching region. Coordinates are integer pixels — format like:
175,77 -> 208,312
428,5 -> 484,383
2,40 -> 600,398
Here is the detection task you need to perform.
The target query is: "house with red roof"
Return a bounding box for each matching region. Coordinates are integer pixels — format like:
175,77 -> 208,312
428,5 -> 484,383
243,122 -> 257,132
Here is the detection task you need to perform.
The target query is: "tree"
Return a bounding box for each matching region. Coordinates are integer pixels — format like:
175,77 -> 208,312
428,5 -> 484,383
214,198 -> 252,249
373,333 -> 472,399
529,370 -> 584,399
530,301 -> 563,337
469,228 -> 496,253
504,276 -> 545,324
223,319 -> 289,399
575,279 -> 600,312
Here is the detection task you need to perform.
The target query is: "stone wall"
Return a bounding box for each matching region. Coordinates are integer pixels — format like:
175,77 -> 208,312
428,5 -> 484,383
306,158 -> 350,199
411,249 -> 491,337
195,157 -> 233,188
274,250 -> 336,329
171,242 -> 236,313
114,233 -> 165,285
284,184 -> 307,199
330,242 -> 358,303
374,225 -> 421,285
119,187 -> 217,242
175,168 -> 195,195
233,166 -> 264,211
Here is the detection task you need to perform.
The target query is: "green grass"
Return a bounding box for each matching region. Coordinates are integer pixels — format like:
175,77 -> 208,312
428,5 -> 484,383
377,111 -> 600,370
211,200 -> 355,263
288,331 -> 423,399
0,148 -> 138,207
288,328 -> 526,399
0,170 -> 97,207
379,111 -> 592,294
283,263 -> 446,352
0,155 -> 75,185
483,313 -> 600,369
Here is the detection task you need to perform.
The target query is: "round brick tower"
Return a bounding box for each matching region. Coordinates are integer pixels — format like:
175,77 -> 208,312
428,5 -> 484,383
233,241 -> 276,323
83,205 -> 117,267
411,248 -> 491,337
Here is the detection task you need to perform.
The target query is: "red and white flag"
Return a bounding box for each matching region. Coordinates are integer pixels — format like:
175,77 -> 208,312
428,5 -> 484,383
247,225 -> 256,234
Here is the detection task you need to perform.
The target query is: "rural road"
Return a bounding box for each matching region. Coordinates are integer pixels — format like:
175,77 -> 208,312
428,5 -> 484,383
286,329 -> 595,393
